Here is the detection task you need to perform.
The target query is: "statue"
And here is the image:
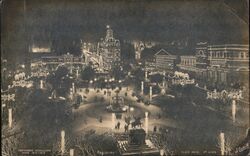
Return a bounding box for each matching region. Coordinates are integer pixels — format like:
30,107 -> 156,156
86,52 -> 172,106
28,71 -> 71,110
131,117 -> 142,128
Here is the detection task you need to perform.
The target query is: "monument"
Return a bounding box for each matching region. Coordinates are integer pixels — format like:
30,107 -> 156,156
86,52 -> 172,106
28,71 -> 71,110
116,128 -> 159,156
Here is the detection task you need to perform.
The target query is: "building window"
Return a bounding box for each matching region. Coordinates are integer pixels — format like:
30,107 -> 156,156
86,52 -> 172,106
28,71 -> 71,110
220,52 -> 223,58
240,52 -> 244,58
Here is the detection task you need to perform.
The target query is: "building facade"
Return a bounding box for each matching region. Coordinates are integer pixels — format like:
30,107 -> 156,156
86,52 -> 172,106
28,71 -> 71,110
178,43 -> 249,87
154,49 -> 177,71
207,44 -> 249,70
31,53 -> 85,72
97,25 -> 121,71
178,55 -> 196,71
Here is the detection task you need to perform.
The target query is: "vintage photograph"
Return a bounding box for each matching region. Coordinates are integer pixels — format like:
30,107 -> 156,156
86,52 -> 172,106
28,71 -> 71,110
1,0 -> 249,155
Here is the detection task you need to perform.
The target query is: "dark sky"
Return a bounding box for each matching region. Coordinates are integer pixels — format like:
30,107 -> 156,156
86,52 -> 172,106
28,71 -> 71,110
1,0 -> 249,63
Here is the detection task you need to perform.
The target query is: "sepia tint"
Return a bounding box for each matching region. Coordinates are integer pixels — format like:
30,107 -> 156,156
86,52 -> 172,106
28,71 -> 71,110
1,0 -> 249,155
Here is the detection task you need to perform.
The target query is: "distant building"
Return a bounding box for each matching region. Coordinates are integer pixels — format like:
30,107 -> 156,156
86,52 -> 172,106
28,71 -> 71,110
34,53 -> 85,71
207,44 -> 249,70
134,41 -> 156,60
1,58 -> 8,90
98,25 -> 121,71
179,43 -> 249,87
154,49 -> 177,71
178,55 -> 196,71
195,42 -> 208,69
134,41 -> 144,60
29,42 -> 51,53
145,60 -> 156,71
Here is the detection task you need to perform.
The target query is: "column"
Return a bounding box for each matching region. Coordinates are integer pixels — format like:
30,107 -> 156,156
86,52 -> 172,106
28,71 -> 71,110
149,86 -> 152,102
232,99 -> 236,122
61,130 -> 65,155
76,69 -> 79,78
40,80 -> 43,89
145,112 -> 148,134
145,70 -> 148,81
72,83 -> 75,94
112,113 -> 115,130
220,132 -> 225,156
8,108 -> 12,128
141,81 -> 144,95
69,149 -> 74,156
162,79 -> 166,95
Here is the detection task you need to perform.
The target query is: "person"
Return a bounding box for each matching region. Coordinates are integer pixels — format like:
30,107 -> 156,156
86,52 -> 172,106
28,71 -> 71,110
99,116 -> 102,123
124,124 -> 128,132
153,126 -> 157,133
158,113 -> 161,119
117,121 -> 120,129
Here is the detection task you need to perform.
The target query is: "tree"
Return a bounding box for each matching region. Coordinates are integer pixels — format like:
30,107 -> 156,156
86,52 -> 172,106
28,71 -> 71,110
111,65 -> 125,80
1,136 -> 19,156
150,74 -> 163,83
81,66 -> 95,81
52,134 -> 72,155
216,133 -> 239,155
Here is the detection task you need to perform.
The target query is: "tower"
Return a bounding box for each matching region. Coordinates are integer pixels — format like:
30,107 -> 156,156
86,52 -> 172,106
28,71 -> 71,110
98,25 -> 121,71
105,25 -> 114,41
196,42 -> 208,69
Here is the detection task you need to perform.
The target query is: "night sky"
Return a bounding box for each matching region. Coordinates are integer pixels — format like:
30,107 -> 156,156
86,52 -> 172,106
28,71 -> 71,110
1,0 -> 249,64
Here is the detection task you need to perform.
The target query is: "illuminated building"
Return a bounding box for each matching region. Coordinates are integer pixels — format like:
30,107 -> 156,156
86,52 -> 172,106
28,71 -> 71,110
154,49 -> 177,71
97,25 -> 121,71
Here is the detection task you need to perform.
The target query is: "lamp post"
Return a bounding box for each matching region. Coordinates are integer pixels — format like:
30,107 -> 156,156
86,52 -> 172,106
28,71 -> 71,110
145,70 -> 148,81
40,79 -> 44,89
149,86 -> 152,102
72,83 -> 75,94
141,81 -> 144,95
